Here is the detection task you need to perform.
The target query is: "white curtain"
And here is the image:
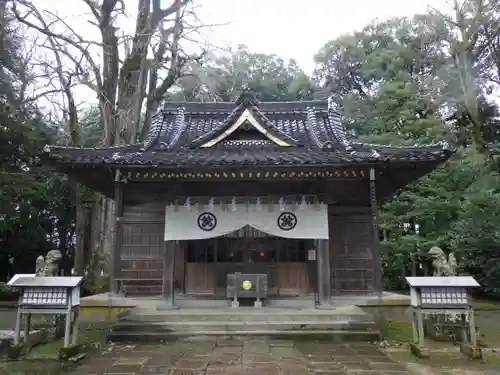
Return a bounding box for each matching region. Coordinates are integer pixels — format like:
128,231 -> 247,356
164,203 -> 329,241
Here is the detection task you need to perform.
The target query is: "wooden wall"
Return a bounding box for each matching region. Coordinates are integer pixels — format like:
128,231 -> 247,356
119,202 -> 185,296
117,197 -> 378,297
329,206 -> 377,295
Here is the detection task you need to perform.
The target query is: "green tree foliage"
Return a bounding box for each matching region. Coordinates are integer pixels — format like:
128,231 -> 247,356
449,179 -> 500,298
314,15 -> 453,144
0,8 -> 75,280
314,10 -> 500,295
168,45 -> 317,102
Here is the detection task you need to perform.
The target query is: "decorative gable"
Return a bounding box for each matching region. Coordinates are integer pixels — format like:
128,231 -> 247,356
187,89 -> 301,148
200,108 -> 292,148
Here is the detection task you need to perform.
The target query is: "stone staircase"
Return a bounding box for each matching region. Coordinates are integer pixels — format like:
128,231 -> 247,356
107,305 -> 381,342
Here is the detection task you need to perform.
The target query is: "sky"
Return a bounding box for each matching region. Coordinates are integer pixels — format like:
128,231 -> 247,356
38,0 -> 452,73
192,0 -> 450,74
34,0 -> 453,111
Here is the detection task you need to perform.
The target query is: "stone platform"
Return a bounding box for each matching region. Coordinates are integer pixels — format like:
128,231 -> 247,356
81,291 -> 410,309
71,339 -> 412,375
80,292 -> 409,341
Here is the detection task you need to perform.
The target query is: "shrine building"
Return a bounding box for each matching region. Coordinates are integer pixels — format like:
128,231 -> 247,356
42,90 -> 452,309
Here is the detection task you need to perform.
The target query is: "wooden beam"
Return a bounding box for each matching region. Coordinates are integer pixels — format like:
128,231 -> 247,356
369,168 -> 383,294
111,170 -> 124,294
316,239 -> 332,308
123,180 -> 373,204
123,166 -> 368,182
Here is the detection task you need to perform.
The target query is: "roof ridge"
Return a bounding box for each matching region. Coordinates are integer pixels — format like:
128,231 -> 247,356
162,99 -> 330,106
305,106 -> 323,148
159,106 -> 186,150
42,143 -> 140,152
327,107 -> 350,148
248,105 -> 300,146
189,103 -> 246,147
162,99 -> 335,115
351,140 -> 452,150
141,109 -> 166,151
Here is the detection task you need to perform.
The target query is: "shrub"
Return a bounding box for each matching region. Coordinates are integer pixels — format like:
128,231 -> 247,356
0,282 -> 19,301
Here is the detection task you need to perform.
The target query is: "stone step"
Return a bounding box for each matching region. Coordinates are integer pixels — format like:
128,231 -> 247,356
123,313 -> 372,323
107,329 -> 380,343
176,299 -> 230,308
174,297 -> 317,309
113,320 -> 375,333
121,284 -> 162,297
109,305 -> 379,342
124,307 -> 372,323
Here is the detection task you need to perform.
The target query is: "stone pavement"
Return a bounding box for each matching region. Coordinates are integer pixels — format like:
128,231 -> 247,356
70,339 -> 411,375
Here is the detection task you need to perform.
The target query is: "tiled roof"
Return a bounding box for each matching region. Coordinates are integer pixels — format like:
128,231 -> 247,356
44,141 -> 452,168
43,90 -> 453,168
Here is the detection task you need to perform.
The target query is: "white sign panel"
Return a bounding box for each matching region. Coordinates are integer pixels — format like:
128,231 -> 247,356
164,203 -> 329,241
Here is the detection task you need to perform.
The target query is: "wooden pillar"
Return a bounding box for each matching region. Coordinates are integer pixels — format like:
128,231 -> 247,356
369,168 -> 383,294
157,240 -> 179,310
316,239 -> 332,308
111,170 -> 124,295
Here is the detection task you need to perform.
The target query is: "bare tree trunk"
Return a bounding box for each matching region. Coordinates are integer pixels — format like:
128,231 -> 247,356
82,193 -> 116,291
0,0 -> 6,23
13,0 -> 205,292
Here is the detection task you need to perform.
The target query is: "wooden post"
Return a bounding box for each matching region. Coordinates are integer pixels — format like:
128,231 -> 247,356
23,314 -> 29,349
460,313 -> 468,343
417,308 -> 425,347
316,239 -> 332,309
369,168 -> 383,294
63,293 -> 73,347
14,294 -> 22,345
71,310 -> 79,345
157,241 -> 179,310
254,276 -> 261,308
411,310 -> 418,342
469,308 -> 478,347
111,169 -> 124,295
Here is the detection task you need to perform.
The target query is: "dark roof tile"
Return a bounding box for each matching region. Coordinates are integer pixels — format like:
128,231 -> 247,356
44,142 -> 452,168
42,92 -> 454,169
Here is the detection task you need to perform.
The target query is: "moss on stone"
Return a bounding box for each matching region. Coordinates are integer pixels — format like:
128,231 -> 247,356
385,321 -> 414,343
7,343 -> 24,359
409,342 -> 429,358
58,344 -> 82,361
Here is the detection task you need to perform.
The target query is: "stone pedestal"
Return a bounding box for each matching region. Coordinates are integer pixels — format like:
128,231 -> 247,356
460,342 -> 482,359
409,343 -> 429,358
315,303 -> 335,310
156,303 -> 180,311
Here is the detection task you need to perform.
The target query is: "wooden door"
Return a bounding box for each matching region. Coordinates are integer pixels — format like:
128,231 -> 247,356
183,237 -> 312,297
276,239 -> 311,295
184,240 -> 216,294
185,263 -> 215,294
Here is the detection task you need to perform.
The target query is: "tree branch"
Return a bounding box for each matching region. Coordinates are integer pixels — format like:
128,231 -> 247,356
12,0 -> 104,94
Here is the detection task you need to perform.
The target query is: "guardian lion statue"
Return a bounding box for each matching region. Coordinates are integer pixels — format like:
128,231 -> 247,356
428,246 -> 457,276
35,250 -> 63,277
